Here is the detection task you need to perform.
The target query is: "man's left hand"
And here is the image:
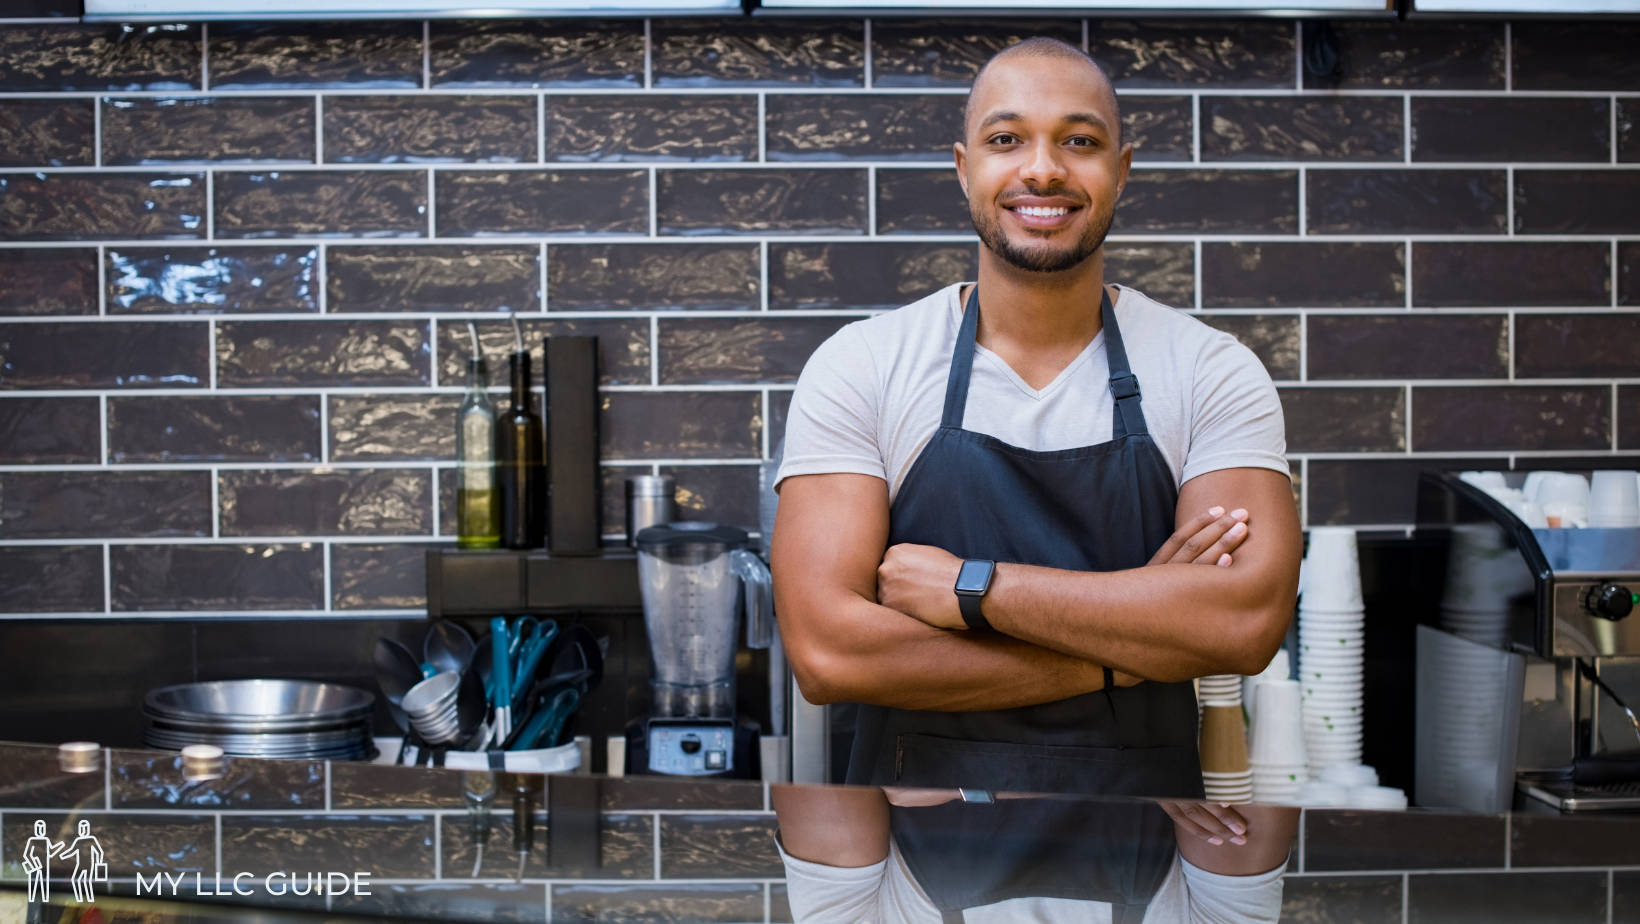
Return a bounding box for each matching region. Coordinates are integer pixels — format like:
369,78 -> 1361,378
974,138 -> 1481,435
877,543 -> 966,630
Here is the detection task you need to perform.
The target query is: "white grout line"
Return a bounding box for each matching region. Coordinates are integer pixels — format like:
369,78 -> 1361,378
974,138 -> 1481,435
432,805 -> 442,879
104,749 -> 113,809
539,241 -> 549,312
1193,240 -> 1203,310
537,94 -> 546,165
200,22 -> 210,92
207,317 -> 218,388
1297,167 -> 1306,236
757,92 -> 767,162
650,315 -> 660,386
1404,95 -> 1413,163
210,467 -> 220,539
317,242 -> 329,313
867,166 -> 877,235
315,95 -> 324,164
1082,18 -> 1090,53
323,542 -> 333,611
760,239 -> 771,311
1615,240 -> 1621,309
1507,312 -> 1516,380
93,96 -> 102,168
1294,21 -> 1303,91
426,169 -> 436,238
323,758 -> 332,812
863,18 -> 873,89
1612,96 -> 1620,166
1506,166 -> 1515,235
643,19 -> 653,90
652,814 -> 662,879
1298,312 -> 1308,382
8,86 -> 1638,100
204,170 -> 215,240
96,244 -> 107,316
320,393 -> 330,462
422,21 -> 431,91
1191,94 -> 1201,164
1614,383 -> 1622,452
648,167 -> 658,238
1404,387 -> 1414,453
102,544 -> 113,613
1401,872 -> 1409,924
1405,240 -> 1414,308
1504,813 -> 1511,869
1608,869 -> 1615,924
761,389 -> 771,460
16,160 -> 1638,175
215,813 -> 223,879
99,395 -> 109,465
1504,22 -> 1513,93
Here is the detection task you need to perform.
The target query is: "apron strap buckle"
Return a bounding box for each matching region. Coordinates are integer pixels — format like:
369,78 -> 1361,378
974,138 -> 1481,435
1110,374 -> 1141,401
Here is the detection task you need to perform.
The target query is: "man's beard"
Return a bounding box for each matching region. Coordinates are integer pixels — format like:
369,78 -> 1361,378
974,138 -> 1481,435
971,199 -> 1113,274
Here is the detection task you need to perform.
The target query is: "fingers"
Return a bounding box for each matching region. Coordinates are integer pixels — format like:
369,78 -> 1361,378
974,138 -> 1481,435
1171,507 -> 1250,565
1162,801 -> 1249,847
1148,506 -> 1223,565
1191,513 -> 1250,566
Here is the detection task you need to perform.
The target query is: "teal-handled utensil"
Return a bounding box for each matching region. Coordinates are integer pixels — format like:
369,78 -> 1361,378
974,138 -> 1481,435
489,617 -> 512,748
511,686 -> 580,751
510,619 -> 559,711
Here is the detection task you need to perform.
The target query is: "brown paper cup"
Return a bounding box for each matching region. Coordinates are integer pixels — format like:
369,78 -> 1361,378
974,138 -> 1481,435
1199,704 -> 1250,774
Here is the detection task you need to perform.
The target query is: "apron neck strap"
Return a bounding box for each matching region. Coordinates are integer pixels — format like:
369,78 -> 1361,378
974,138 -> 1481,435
943,285 -> 1146,437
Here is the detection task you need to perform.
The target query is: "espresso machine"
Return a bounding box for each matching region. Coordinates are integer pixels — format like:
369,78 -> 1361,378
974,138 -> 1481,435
1414,471 -> 1640,813
625,523 -> 773,778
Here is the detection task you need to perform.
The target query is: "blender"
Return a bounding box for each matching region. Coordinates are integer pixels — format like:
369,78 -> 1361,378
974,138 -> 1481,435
627,523 -> 773,777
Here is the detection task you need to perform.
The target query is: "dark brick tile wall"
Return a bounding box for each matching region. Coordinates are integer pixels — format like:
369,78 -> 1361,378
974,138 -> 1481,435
0,14 -> 1632,620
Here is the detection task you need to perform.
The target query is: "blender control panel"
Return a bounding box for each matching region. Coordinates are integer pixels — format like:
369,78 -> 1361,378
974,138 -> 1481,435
647,721 -> 735,775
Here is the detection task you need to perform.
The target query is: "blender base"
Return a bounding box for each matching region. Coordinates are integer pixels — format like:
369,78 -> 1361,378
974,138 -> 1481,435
625,716 -> 761,779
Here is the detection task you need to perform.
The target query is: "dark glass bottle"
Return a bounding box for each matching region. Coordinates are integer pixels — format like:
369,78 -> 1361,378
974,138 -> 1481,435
497,350 -> 545,549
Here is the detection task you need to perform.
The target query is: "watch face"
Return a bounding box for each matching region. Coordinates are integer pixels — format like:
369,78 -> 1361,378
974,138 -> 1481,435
956,559 -> 993,594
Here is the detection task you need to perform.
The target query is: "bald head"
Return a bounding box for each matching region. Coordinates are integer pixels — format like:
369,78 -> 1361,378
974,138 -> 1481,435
962,37 -> 1121,146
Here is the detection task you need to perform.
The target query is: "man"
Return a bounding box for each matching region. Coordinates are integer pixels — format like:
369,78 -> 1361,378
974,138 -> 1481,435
22,819 -> 57,903
771,36 -> 1301,921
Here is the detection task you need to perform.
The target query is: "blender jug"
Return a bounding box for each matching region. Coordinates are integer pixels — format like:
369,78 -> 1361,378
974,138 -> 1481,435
635,523 -> 772,719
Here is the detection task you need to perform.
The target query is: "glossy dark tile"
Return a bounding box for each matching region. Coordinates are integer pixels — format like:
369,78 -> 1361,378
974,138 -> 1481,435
1203,97 -> 1402,161
1622,242 -> 1638,306
221,814 -> 435,878
772,883 -> 792,923
110,750 -> 324,809
108,246 -> 319,314
330,542 -> 427,611
599,776 -> 764,811
1308,314 -> 1507,380
1107,243 -> 1195,309
869,19 -> 1080,87
0,172 -> 204,241
429,20 -> 644,89
1304,809 -> 1503,871
550,882 -> 764,924
2,812 -> 214,878
658,813 -> 781,879
1412,386 -> 1609,452
0,472 -> 211,538
1512,22 -> 1640,91
442,810 -> 653,879
329,760 -> 466,809
658,168 -> 866,235
602,392 -> 760,460
329,393 -> 459,462
436,169 -> 647,236
327,244 -> 538,313
1313,21 -> 1504,90
1412,242 -> 1610,307
219,469 -> 431,537
435,317 -> 650,388
875,167 -> 968,234
1280,387 -> 1404,453
216,320 -> 430,387
112,543 -> 323,611
1201,242 -> 1404,308
0,23 -> 200,92
1407,871 -> 1605,924
1308,456 -> 1507,526
1307,169 -> 1506,235
1512,814 -> 1640,868
102,96 -> 315,165
214,170 -> 426,238
0,621 -> 196,746
660,317 -> 850,386
1123,96 -> 1193,162
1517,314 -> 1640,379
548,243 -> 759,312
0,743 -> 106,806
108,395 -> 319,463
0,320 -> 208,389
207,22 -> 421,90
1412,98 -> 1610,163
769,241 -> 975,311
547,95 -> 757,162
324,95 -> 535,164
1614,871 -> 1640,924
1281,875 -> 1405,923
1515,170 -> 1640,234
1622,100 -> 1637,163
0,545 -> 103,614
0,396 -> 98,463
335,882 -> 542,924
0,98 -> 92,166
767,93 -> 963,161
1624,386 -> 1640,450
1115,169 -> 1297,234
653,20 -> 863,88
1197,314 -> 1300,381
1091,19 -> 1296,89
0,248 -> 98,315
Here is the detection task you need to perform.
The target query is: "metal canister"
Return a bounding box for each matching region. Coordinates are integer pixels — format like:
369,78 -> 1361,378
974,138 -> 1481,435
625,475 -> 675,546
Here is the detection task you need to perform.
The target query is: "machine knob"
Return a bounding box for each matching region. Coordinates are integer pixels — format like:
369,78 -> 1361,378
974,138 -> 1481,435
679,735 -> 702,755
1585,584 -> 1636,621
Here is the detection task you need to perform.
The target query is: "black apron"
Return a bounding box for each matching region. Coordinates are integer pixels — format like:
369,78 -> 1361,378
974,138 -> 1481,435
851,285 -> 1204,920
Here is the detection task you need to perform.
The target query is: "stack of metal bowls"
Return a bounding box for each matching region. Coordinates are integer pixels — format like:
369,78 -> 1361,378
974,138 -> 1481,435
142,679 -> 375,760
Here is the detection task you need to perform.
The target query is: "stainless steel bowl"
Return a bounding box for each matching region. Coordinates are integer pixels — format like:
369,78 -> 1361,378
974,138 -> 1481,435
144,680 -> 375,733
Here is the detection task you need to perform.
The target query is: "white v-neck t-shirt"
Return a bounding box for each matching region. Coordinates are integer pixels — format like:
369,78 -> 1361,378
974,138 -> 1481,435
776,283 -> 1287,499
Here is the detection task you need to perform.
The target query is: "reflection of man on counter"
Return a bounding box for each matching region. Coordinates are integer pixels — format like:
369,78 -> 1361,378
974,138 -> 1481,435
770,36 -> 1301,920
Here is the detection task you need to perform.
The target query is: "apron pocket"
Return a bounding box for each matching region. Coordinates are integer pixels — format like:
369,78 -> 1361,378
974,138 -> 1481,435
895,731 -> 1198,798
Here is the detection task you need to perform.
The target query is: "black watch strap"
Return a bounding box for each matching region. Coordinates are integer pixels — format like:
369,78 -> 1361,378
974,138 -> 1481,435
958,591 -> 992,631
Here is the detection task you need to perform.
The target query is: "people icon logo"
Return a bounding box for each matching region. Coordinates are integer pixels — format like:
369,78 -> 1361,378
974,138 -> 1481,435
22,818 -> 108,903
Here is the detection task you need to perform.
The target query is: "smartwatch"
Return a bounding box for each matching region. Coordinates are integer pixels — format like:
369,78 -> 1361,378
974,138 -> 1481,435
953,559 -> 996,631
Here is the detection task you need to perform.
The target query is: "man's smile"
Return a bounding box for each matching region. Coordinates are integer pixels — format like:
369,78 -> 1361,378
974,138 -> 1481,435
1004,201 -> 1081,230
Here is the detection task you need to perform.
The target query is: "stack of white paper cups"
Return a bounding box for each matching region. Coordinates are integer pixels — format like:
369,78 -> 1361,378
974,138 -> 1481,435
1298,527 -> 1365,774
1249,679 -> 1307,802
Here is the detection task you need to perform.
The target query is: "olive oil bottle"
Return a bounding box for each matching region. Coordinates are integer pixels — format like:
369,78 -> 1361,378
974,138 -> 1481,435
456,324 -> 500,549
